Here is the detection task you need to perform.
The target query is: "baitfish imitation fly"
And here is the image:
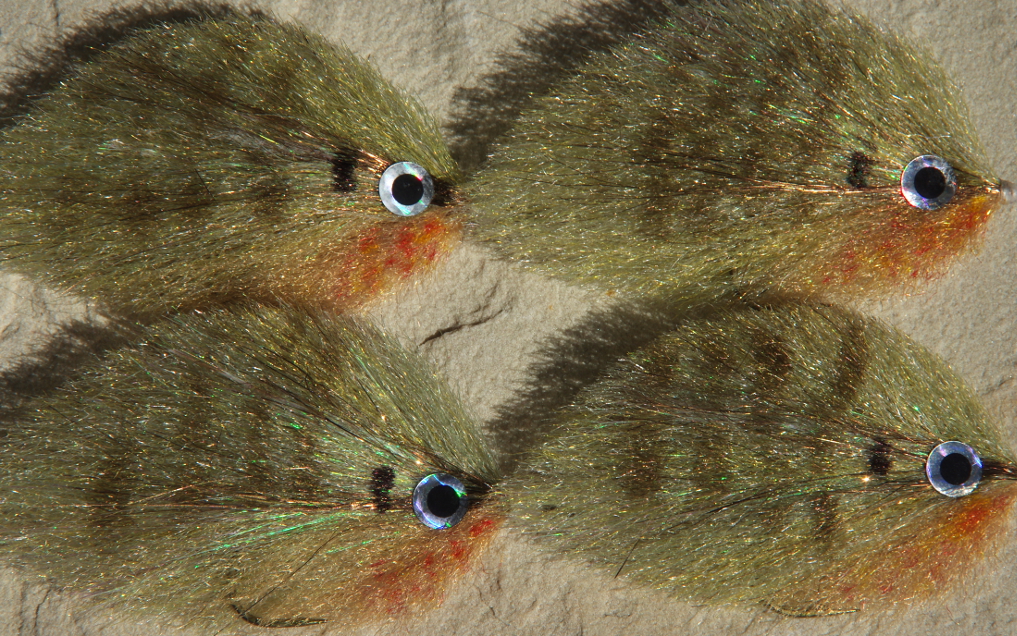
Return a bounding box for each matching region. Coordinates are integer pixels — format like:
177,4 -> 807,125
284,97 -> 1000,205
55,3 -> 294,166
0,2 -> 1011,630
0,304 -> 1011,625
507,303 -> 1017,615
0,15 -> 463,318
0,2 -> 1009,323
0,306 -> 504,629
470,0 -> 1012,305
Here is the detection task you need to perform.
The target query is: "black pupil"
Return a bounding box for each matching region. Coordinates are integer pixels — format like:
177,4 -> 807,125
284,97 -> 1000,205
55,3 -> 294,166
913,166 -> 947,199
391,173 -> 424,206
940,452 -> 972,485
426,484 -> 461,518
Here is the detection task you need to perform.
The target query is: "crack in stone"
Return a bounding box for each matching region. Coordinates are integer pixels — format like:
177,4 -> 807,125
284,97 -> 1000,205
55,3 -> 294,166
420,308 -> 505,345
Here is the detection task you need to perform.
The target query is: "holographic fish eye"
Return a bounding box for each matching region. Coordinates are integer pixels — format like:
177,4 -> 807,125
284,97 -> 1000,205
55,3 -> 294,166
901,155 -> 957,210
379,161 -> 434,217
412,473 -> 468,529
926,441 -> 982,497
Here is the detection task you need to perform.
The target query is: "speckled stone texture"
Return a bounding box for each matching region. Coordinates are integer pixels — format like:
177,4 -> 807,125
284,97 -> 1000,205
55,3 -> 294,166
0,1 -> 1014,634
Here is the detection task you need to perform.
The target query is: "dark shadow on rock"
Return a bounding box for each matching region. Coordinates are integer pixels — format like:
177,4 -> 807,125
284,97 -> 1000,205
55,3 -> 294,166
0,316 -> 134,408
486,296 -> 730,474
446,0 -> 683,172
0,2 -> 262,128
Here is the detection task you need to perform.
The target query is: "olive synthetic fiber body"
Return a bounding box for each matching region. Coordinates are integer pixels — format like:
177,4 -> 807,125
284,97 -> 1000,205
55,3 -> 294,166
507,304 -> 1017,615
0,306 -> 504,628
0,15 -> 462,317
470,0 -> 1007,303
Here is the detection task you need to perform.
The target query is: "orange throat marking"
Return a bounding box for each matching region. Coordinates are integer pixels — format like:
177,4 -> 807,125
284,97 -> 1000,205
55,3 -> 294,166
820,191 -> 997,293
361,513 -> 503,617
333,211 -> 463,308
